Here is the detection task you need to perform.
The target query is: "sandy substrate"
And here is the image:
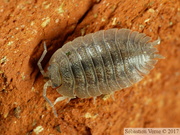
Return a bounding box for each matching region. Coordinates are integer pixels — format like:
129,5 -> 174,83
0,0 -> 180,134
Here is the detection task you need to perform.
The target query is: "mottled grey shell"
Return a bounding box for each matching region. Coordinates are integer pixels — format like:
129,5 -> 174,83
48,28 -> 162,98
38,28 -> 163,116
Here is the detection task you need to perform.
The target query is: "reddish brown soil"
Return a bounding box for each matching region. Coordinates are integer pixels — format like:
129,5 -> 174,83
0,0 -> 180,135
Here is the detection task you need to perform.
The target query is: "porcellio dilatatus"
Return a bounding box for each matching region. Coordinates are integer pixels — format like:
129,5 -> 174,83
38,28 -> 164,117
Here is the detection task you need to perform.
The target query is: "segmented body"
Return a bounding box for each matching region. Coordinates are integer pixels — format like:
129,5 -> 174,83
38,28 -> 163,117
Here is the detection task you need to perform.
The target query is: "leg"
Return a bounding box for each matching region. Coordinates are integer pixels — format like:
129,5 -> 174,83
37,42 -> 47,77
110,92 -> 115,101
93,97 -> 97,104
54,96 -> 75,105
102,93 -> 115,101
54,96 -> 68,105
66,98 -> 72,103
43,80 -> 58,117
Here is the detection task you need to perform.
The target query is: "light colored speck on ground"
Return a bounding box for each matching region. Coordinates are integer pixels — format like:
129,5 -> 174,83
158,98 -> 165,108
7,41 -> 14,46
94,13 -> 98,18
0,56 -> 7,64
139,24 -> 145,29
148,8 -> 155,13
31,21 -> 35,26
41,17 -> 50,28
0,70 -> 4,74
144,18 -> 151,23
169,21 -> 173,26
144,97 -> 152,105
42,1 -> 48,5
106,3 -> 110,6
112,18 -> 117,25
32,119 -> 37,127
84,112 -> 98,119
31,87 -> 35,91
57,2 -> 65,14
3,112 -> 9,118
0,9 -> 4,12
14,106 -> 21,118
81,28 -> 86,36
43,2 -> 52,9
21,25 -> 25,28
148,1 -> 155,6
33,126 -> 44,135
154,72 -> 162,81
101,18 -> 106,22
41,115 -> 45,119
175,72 -> 179,76
21,72 -> 25,80
135,112 -> 141,121
55,19 -> 59,23
110,5 -> 117,12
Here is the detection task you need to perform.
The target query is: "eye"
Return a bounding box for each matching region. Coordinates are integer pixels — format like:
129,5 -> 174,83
52,83 -> 59,88
47,65 -> 51,70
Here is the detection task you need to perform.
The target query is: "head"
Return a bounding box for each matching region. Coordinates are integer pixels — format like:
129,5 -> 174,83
47,63 -> 61,88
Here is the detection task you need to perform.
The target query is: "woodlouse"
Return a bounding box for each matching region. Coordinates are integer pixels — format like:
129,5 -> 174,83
38,28 -> 164,117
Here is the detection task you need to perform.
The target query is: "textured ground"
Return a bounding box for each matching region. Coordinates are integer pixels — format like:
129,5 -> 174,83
0,0 -> 180,135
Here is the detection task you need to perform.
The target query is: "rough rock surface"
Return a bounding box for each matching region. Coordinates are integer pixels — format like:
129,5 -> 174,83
0,0 -> 180,135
